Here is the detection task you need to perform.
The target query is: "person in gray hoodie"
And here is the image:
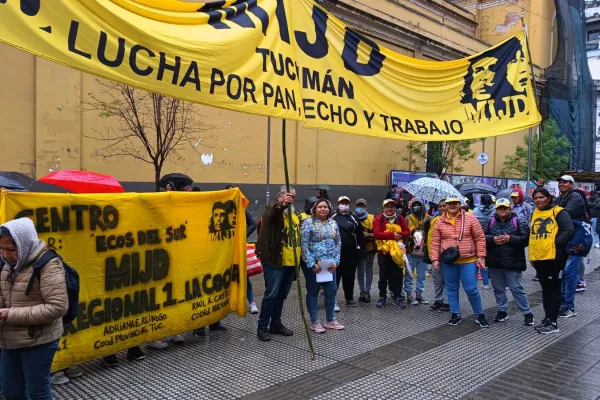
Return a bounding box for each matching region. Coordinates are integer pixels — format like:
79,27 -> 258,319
404,197 -> 430,305
0,218 -> 68,399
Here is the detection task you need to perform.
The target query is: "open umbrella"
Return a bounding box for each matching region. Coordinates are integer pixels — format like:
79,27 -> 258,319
0,172 -> 33,191
404,177 -> 465,204
37,170 -> 124,193
159,173 -> 193,190
457,183 -> 497,195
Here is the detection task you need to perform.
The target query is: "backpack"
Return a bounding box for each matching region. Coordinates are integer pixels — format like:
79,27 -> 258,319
565,219 -> 593,257
489,216 -> 518,232
25,250 -> 80,324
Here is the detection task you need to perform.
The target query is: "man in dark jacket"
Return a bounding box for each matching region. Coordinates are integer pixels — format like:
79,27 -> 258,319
385,184 -> 399,200
588,190 -> 600,248
484,198 -> 534,325
255,185 -> 299,342
555,175 -> 588,318
332,196 -> 365,307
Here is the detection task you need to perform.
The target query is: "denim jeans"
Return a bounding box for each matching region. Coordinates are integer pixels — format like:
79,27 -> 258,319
480,267 -> 489,286
489,269 -> 531,314
247,277 -> 254,303
432,267 -> 448,303
592,218 -> 599,245
404,254 -> 427,294
302,264 -> 337,323
561,255 -> 580,310
258,263 -> 295,329
357,252 -> 375,292
1,339 -> 58,400
441,261 -> 483,315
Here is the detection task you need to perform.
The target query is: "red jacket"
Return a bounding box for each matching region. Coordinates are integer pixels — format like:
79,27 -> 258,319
373,213 -> 409,255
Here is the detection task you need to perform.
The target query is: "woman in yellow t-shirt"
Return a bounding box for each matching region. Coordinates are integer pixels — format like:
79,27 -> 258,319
529,188 -> 574,334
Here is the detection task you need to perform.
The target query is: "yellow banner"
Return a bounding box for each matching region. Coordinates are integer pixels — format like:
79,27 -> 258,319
0,189 -> 248,371
0,0 -> 540,140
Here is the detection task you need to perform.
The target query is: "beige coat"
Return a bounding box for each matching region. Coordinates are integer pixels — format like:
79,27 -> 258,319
0,241 -> 68,349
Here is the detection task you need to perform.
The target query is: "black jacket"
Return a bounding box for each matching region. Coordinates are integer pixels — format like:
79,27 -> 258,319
556,190 -> 588,221
245,209 -> 256,238
484,212 -> 530,271
588,197 -> 600,219
332,212 -> 365,253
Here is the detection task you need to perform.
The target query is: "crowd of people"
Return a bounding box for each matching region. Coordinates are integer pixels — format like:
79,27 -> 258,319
0,176 -> 594,398
253,175 -> 594,340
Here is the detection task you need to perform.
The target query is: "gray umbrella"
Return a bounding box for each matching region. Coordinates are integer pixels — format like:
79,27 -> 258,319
457,183 -> 497,195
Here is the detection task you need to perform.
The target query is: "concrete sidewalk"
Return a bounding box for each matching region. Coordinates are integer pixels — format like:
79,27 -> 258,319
54,253 -> 600,399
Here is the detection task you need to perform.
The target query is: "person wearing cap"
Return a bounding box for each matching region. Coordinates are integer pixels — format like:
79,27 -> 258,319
373,199 -> 410,309
555,174 -> 588,319
354,199 -> 376,303
587,190 -> 600,248
430,196 -> 489,328
332,196 -> 365,308
484,198 -> 534,326
510,187 -> 533,228
404,196 -> 430,305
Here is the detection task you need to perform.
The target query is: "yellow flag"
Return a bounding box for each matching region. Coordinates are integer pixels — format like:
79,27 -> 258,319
0,0 -> 540,140
0,189 -> 248,371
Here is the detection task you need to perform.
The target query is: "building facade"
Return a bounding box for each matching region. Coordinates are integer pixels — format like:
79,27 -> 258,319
586,0 -> 600,171
0,0 -> 557,191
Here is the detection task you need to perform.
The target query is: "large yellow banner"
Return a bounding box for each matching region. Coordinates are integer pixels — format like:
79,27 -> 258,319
0,0 -> 540,141
0,189 -> 248,371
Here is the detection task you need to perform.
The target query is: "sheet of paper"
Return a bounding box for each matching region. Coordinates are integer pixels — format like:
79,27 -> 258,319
316,260 -> 334,282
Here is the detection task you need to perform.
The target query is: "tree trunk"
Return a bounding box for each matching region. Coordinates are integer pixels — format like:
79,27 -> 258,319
154,166 -> 161,192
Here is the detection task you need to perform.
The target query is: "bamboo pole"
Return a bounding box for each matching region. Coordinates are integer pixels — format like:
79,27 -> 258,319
281,119 -> 315,360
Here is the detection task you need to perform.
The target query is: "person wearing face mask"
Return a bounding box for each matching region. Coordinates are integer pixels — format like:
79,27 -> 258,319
426,200 -> 450,311
332,196 -> 365,308
354,199 -> 376,303
374,199 -> 410,309
404,197 -> 430,305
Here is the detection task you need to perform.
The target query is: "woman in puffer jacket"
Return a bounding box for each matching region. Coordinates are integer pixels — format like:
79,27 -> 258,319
0,217 -> 68,399
430,197 -> 489,328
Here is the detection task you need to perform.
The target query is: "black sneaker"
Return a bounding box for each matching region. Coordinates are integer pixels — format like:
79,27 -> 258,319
126,346 -> 145,361
346,300 -> 358,307
429,301 -> 443,311
376,297 -> 386,308
439,303 -> 450,312
269,322 -> 293,336
448,313 -> 462,326
358,292 -> 366,302
393,297 -> 407,309
558,308 -> 577,318
193,328 -> 206,337
576,283 -> 586,292
363,293 -> 371,303
475,314 -> 490,328
103,354 -> 119,367
494,311 -> 508,322
523,313 -> 535,326
534,317 -> 549,330
209,322 -> 227,331
257,327 -> 271,342
594,266 -> 600,272
538,322 -> 559,334
415,293 -> 429,305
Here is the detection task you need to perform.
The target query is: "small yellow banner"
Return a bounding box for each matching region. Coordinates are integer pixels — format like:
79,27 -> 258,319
0,0 -> 540,140
0,189 -> 248,371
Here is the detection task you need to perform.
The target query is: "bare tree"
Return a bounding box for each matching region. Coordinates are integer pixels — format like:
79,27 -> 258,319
85,80 -> 213,191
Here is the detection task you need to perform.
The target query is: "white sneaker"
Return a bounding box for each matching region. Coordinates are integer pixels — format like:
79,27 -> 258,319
483,285 -> 490,290
51,371 -> 70,385
334,301 -> 340,313
594,243 -> 600,248
171,334 -> 185,345
249,302 -> 259,314
146,340 -> 169,350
